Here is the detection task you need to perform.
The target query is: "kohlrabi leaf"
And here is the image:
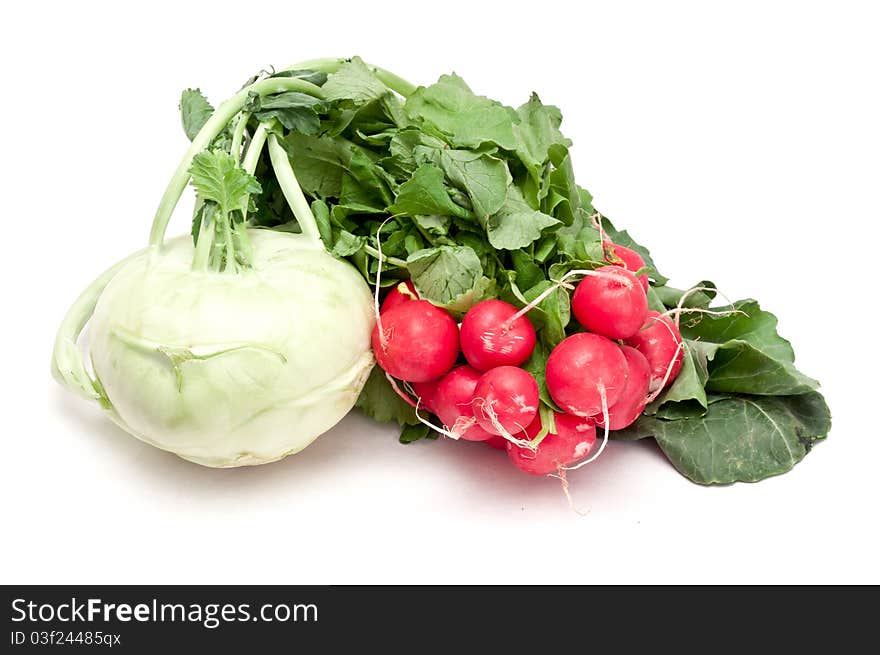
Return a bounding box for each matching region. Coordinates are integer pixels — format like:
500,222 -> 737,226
189,150 -> 261,216
245,91 -> 328,134
406,245 -> 483,305
618,392 -> 830,484
180,88 -> 214,141
268,69 -> 329,86
405,73 -> 518,150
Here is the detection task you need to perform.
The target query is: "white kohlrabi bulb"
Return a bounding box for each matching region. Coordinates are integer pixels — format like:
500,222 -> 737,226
87,229 -> 375,467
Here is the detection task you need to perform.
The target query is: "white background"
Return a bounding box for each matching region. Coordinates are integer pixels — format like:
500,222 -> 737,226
2,1 -> 878,584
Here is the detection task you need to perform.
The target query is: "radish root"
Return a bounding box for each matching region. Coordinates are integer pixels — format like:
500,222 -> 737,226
373,218 -> 394,351
385,372 -> 418,408
562,384 -> 609,471
474,397 -> 535,449
548,468 -> 590,516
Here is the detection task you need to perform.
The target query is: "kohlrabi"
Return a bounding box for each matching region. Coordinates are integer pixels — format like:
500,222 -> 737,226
52,64 -> 382,467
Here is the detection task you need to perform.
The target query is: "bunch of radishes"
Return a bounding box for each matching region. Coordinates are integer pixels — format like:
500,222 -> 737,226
372,242 -> 685,476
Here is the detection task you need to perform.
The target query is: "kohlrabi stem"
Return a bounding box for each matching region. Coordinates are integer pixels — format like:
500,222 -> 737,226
280,58 -> 417,97
239,122 -> 269,215
52,250 -> 147,403
229,111 -> 251,162
148,77 -> 325,248
267,133 -> 321,245
191,207 -> 213,271
242,123 -> 269,175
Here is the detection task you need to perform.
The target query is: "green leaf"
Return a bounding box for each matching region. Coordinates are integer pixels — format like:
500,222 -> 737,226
653,282 -> 717,309
646,340 -> 710,418
399,423 -> 434,444
511,249 -> 545,290
413,214 -> 451,236
436,150 -> 511,220
405,73 -> 518,150
619,392 -> 831,484
406,245 -> 483,306
322,56 -> 389,104
433,275 -> 496,319
281,133 -> 355,198
246,91 -> 328,134
180,88 -> 214,141
546,145 -> 581,223
268,69 -> 328,86
331,230 -> 366,257
355,366 -> 419,425
680,300 -> 819,395
389,164 -> 472,219
487,187 -> 559,250
513,93 -> 571,183
522,339 -> 563,412
523,281 -> 570,347
555,210 -> 604,261
189,150 -> 261,216
311,199 -> 333,246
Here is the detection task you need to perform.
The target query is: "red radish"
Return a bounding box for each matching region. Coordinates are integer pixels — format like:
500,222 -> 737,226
507,413 -> 597,475
624,311 -> 684,392
597,345 -> 651,430
372,300 -> 459,383
381,280 -> 419,313
459,299 -> 536,371
433,366 -> 494,441
604,241 -> 649,292
472,366 -> 539,437
484,436 -> 508,450
412,379 -> 440,413
571,265 -> 648,340
545,333 -> 628,417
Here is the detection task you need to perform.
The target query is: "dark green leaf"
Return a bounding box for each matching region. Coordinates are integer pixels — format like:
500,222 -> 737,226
322,57 -> 389,104
513,93 -> 571,183
653,282 -> 717,309
487,187 -> 559,250
681,300 -> 819,395
331,230 -> 366,257
389,164 -> 472,219
180,88 -> 214,141
405,73 -> 518,150
407,245 -> 483,305
189,150 -> 261,216
268,69 -> 328,86
522,339 -> 563,412
399,423 -> 434,444
620,392 -> 830,484
436,150 -> 511,219
246,91 -> 327,134
355,366 -> 419,425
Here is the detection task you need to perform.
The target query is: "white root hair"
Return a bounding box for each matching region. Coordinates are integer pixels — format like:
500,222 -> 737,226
561,384 -> 610,471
